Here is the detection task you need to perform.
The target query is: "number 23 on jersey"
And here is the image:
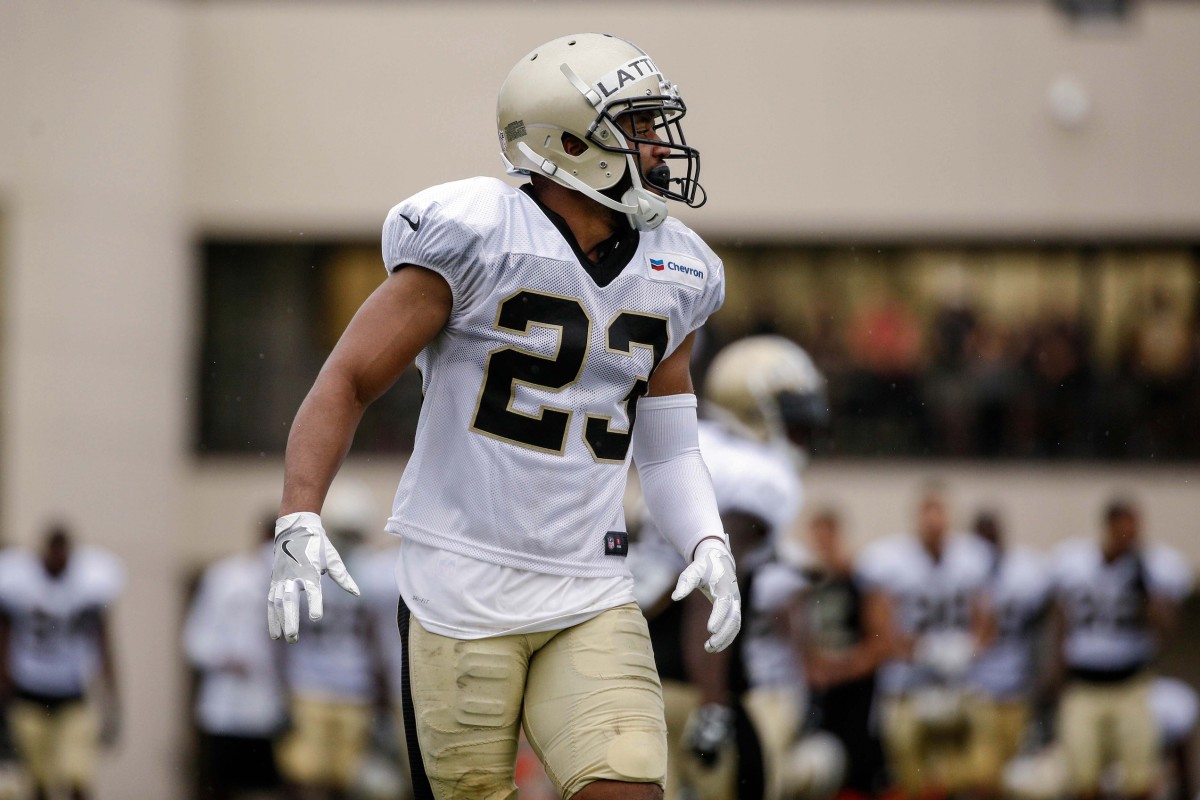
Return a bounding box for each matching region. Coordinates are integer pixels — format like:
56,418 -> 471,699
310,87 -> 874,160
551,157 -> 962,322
470,289 -> 669,464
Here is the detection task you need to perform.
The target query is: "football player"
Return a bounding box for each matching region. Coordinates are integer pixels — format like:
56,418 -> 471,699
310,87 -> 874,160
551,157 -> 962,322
632,336 -> 828,800
801,507 -> 890,800
1049,498 -> 1193,800
268,34 -> 738,800
0,525 -> 123,800
184,514 -> 287,800
964,510 -> 1051,799
856,487 -> 993,799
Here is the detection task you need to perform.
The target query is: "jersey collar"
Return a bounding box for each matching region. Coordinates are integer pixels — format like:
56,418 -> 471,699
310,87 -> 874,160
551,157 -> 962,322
519,183 -> 640,289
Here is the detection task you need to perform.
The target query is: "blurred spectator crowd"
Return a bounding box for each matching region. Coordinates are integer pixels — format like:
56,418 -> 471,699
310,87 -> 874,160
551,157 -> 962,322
732,286 -> 1200,460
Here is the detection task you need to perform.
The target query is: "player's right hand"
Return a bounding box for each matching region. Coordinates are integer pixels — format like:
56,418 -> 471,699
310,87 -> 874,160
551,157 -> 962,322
268,512 -> 360,643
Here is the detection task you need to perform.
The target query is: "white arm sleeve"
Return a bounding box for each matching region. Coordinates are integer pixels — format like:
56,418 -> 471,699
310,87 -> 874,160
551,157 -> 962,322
632,394 -> 726,561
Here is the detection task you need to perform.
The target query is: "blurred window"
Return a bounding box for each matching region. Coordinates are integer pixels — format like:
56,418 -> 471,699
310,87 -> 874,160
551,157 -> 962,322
197,240 -> 1200,461
196,239 -> 421,455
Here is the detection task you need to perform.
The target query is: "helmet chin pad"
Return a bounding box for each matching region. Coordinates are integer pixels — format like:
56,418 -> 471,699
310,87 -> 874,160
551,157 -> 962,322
621,186 -> 668,231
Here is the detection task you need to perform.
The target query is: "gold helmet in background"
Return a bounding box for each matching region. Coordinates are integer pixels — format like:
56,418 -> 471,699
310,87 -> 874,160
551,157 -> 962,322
704,335 -> 829,447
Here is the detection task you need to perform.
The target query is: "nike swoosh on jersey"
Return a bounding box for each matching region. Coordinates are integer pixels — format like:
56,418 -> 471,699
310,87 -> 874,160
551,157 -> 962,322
398,212 -> 420,232
281,540 -> 300,564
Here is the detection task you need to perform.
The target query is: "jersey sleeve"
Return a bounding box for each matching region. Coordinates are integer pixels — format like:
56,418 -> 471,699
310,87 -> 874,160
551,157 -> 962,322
76,546 -> 125,607
711,455 -> 799,541
1145,544 -> 1194,602
855,538 -> 897,592
690,251 -> 724,335
381,184 -> 492,321
751,562 -> 807,613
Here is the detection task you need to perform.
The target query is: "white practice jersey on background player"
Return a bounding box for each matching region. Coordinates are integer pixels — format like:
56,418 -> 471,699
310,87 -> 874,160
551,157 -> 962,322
381,178 -> 723,637
967,544 -> 1051,700
0,546 -> 123,699
858,533 -> 991,695
635,420 -> 806,687
283,576 -> 378,703
347,545 -> 404,698
185,545 -> 287,736
1052,538 -> 1193,672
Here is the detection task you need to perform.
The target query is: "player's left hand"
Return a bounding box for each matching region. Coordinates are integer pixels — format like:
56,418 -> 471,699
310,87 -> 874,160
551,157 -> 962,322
268,511 -> 360,643
672,538 -> 741,652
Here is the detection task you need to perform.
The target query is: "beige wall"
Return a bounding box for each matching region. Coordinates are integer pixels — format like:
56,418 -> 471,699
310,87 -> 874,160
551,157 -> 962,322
0,1 -> 189,798
1,2 -> 1199,798
188,1 -> 1200,240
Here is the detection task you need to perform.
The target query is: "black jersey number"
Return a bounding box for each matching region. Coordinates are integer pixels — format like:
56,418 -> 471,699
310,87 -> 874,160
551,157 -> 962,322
470,291 -> 669,461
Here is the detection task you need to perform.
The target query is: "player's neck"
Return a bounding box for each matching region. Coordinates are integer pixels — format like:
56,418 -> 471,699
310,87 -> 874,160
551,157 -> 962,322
529,178 -> 624,262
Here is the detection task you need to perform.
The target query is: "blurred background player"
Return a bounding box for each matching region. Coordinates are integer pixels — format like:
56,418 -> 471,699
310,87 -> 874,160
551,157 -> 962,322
632,335 -> 828,800
963,510 -> 1051,799
0,524 -> 124,800
800,507 -> 889,800
184,514 -> 287,800
344,512 -> 412,800
857,487 -> 993,800
1049,497 -> 1194,800
275,483 -> 389,800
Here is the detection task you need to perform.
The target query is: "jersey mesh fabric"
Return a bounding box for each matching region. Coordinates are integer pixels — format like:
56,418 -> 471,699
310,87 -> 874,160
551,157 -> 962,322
381,178 -> 724,578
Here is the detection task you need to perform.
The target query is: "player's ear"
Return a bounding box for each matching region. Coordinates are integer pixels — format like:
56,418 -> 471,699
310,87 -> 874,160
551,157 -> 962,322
561,132 -> 588,157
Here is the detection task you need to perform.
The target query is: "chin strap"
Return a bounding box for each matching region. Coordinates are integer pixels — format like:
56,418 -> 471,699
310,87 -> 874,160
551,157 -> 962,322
516,142 -> 667,230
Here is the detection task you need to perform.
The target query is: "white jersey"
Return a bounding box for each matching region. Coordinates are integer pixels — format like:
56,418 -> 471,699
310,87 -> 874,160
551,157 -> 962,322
1052,539 -> 1193,673
0,546 -> 123,699
743,561 -> 808,689
968,544 -> 1051,699
347,545 -> 404,697
381,178 -> 723,636
184,545 -> 287,736
283,573 -> 379,703
857,533 -> 991,695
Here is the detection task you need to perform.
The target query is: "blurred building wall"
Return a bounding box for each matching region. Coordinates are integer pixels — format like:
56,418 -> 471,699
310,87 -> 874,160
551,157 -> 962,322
1,2 -> 1199,799
188,1 -> 1200,240
0,2 -> 188,799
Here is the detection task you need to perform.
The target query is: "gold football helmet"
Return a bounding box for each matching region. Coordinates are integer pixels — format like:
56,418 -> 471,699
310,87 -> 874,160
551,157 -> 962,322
704,336 -> 829,446
497,33 -> 704,231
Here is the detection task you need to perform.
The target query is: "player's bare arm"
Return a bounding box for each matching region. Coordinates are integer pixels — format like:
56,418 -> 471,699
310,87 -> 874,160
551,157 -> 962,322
270,266 -> 451,643
644,328 -> 697,398
281,265 -> 452,515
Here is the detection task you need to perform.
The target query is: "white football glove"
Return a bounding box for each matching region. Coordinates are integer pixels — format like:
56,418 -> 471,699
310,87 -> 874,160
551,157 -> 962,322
268,511 -> 360,643
671,538 -> 741,653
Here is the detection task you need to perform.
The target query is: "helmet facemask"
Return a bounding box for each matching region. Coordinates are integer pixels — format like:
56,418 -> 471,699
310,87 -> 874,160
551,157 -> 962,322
591,95 -> 705,210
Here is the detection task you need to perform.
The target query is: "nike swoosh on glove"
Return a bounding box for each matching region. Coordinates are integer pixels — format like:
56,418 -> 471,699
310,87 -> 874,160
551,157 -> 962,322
671,538 -> 741,653
268,511 -> 360,643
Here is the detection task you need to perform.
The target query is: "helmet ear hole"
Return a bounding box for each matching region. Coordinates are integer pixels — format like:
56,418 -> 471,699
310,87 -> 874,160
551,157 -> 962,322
561,132 -> 588,157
